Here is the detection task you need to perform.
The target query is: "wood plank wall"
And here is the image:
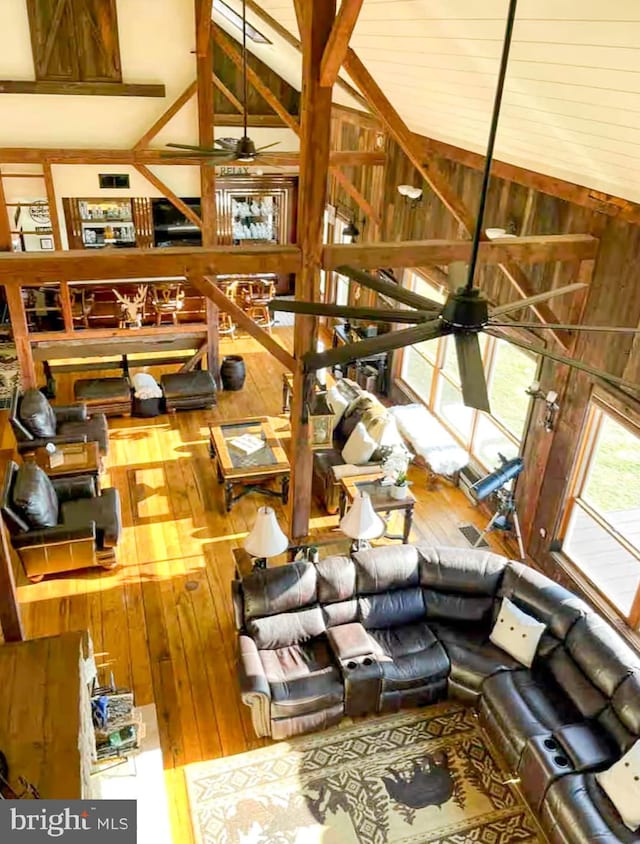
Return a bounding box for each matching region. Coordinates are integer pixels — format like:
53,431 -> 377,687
381,138 -> 640,590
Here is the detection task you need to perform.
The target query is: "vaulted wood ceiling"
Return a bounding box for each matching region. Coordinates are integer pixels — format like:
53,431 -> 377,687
229,0 -> 640,204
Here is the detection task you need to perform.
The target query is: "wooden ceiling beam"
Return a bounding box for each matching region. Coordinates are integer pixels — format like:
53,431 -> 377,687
242,0 -> 370,111
0,147 -> 383,166
343,48 -> 476,235
133,81 -> 197,150
323,234 -> 599,270
331,167 -> 381,226
0,244 -> 301,282
192,275 -> 295,372
0,80 -> 165,97
212,26 -> 300,134
134,164 -> 202,228
320,0 -> 364,88
212,72 -> 243,113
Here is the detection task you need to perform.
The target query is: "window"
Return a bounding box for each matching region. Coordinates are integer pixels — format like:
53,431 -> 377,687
559,402 -> 640,624
399,268 -> 538,470
332,216 -> 351,306
213,1 -> 272,43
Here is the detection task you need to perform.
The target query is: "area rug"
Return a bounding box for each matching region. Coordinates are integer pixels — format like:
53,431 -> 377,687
186,702 -> 545,844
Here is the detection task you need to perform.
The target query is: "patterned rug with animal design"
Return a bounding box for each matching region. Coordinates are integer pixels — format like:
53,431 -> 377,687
185,703 -> 545,844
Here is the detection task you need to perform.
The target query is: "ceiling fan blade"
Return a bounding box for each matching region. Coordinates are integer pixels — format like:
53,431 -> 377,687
304,320 -> 448,372
214,138 -> 239,150
486,330 -> 640,394
489,322 -> 640,334
268,300 -> 434,324
490,282 -> 587,318
455,333 -> 491,412
336,266 -> 444,312
165,143 -> 224,153
256,142 -> 281,152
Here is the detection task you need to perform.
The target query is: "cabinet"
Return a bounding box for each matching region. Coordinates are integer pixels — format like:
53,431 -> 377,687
63,197 -> 154,249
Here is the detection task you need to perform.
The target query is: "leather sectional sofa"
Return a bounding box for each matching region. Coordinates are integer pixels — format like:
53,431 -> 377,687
233,544 -> 640,844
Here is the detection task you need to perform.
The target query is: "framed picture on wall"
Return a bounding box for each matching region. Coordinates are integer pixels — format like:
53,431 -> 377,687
39,237 -> 54,250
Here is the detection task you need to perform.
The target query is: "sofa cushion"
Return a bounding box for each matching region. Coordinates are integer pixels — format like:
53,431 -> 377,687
337,394 -> 382,444
19,388 -> 56,437
341,421 -> 377,465
248,606 -> 326,650
354,544 -> 421,593
499,562 -> 588,639
326,385 -> 351,429
566,614 -> 640,698
599,706 -> 640,756
547,646 -> 608,718
490,597 -> 546,668
242,561 -> 318,620
59,413 -> 109,455
259,639 -> 343,719
13,462 -> 58,528
418,545 -> 506,596
542,773 -> 640,844
322,599 -> 358,628
359,588 -> 425,629
60,487 -> 121,548
367,622 -> 450,691
612,673 -> 640,736
315,555 -> 356,603
597,741 -> 640,831
423,590 -> 493,623
429,621 -> 522,695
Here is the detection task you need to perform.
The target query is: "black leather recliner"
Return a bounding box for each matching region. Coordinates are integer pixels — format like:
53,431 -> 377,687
1,460 -> 121,582
9,387 -> 109,455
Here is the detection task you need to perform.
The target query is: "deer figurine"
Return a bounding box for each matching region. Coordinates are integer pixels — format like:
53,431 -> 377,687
112,285 -> 148,328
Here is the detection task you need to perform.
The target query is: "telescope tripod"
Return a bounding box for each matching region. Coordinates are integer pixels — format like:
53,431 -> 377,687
473,490 -> 525,560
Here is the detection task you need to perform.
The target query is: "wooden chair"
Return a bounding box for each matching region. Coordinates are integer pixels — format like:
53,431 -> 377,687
150,282 -> 185,325
241,280 -> 276,330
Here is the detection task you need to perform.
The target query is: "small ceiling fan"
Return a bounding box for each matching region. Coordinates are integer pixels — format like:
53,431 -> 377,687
269,0 -> 640,413
165,0 -> 281,165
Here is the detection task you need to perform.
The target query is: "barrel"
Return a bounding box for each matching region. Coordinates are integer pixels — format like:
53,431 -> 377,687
220,355 -> 246,391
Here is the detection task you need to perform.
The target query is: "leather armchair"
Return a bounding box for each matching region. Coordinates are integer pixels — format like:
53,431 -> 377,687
9,388 -> 109,455
1,460 -> 121,582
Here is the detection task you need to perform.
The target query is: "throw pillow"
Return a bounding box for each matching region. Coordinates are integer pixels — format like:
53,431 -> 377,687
13,462 -> 59,529
326,385 -> 350,429
490,596 -> 545,668
19,388 -> 56,437
342,421 -> 378,465
596,740 -> 640,831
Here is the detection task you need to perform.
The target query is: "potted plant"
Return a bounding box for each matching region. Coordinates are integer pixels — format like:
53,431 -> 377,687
381,447 -> 412,500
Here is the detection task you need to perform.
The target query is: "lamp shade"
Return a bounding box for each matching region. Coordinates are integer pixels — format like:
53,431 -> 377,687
342,220 -> 360,243
244,506 -> 289,558
340,492 -> 385,540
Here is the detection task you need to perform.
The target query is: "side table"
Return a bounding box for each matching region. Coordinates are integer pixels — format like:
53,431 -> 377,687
339,474 -> 416,543
26,441 -> 102,491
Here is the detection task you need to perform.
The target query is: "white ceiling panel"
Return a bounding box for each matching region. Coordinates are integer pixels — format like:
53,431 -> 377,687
255,0 -> 640,203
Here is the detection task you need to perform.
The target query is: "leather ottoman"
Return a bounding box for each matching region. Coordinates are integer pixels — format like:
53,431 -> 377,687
74,377 -> 132,417
161,371 -> 217,412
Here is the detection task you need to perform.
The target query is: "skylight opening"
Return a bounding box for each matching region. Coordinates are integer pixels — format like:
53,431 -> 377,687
212,0 -> 272,44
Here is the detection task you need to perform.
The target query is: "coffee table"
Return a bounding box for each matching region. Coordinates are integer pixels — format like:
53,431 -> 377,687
208,417 -> 290,511
339,473 -> 416,543
27,441 -> 102,491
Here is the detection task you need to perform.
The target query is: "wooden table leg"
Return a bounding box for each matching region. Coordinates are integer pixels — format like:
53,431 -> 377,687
403,503 -> 415,543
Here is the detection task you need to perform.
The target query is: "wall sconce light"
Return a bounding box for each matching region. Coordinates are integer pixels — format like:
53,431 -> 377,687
485,220 -> 518,239
332,202 -> 364,243
397,184 -> 423,207
526,381 -> 559,432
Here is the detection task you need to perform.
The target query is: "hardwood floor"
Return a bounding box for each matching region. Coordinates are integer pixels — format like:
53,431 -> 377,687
2,327 -> 518,843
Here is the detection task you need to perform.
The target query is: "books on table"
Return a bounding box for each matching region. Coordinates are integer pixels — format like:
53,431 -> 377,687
228,434 -> 264,455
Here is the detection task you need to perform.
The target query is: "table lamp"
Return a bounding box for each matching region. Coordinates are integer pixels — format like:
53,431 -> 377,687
340,491 -> 385,552
244,506 -> 289,570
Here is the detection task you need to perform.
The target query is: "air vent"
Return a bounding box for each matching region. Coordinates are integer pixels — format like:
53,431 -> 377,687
99,174 -> 130,189
458,524 -> 489,548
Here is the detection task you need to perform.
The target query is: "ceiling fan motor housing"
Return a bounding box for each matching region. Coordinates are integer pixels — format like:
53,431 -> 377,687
236,136 -> 258,161
441,288 -> 489,330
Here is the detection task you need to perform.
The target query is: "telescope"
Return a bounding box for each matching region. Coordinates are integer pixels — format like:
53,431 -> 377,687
470,455 -> 523,502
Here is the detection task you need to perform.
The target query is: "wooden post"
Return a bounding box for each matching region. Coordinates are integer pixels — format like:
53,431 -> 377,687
289,0 -> 336,539
0,517 -> 24,642
5,284 -> 36,388
195,0 -> 219,382
59,280 -> 73,332
43,162 -> 62,250
0,171 -> 12,251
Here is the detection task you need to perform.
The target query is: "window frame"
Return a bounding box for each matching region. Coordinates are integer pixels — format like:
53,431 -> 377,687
398,268 -> 538,471
557,397 -> 640,627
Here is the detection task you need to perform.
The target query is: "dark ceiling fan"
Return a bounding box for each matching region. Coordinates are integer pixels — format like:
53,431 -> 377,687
165,0 -> 281,164
269,0 -> 640,412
